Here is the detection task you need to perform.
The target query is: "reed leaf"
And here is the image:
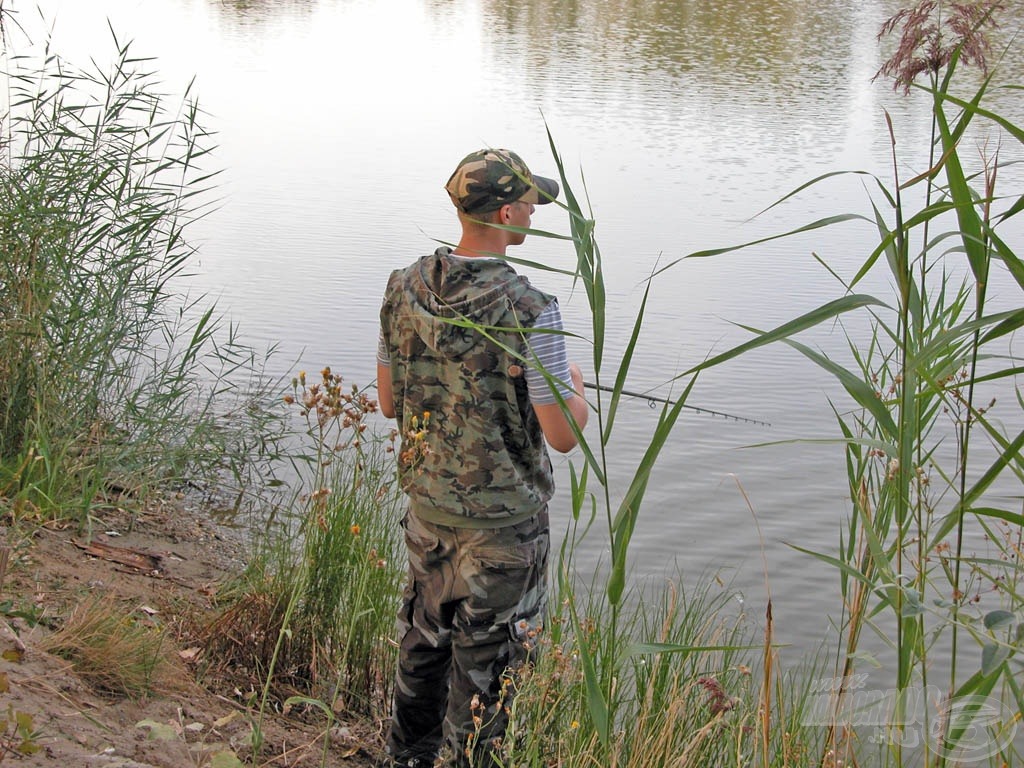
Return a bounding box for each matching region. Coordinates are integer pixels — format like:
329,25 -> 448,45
902,307 -> 1024,372
676,294 -> 887,379
932,83 -> 991,285
759,334 -> 900,440
626,642 -> 762,656
966,507 -> 1024,527
941,667 -> 1005,756
563,569 -> 610,747
787,543 -> 882,591
985,227 -> 1024,290
652,214 -> 871,279
607,375 -> 697,606
929,428 -> 1024,547
938,89 -> 1024,147
755,169 -> 896,217
600,275 -> 649,442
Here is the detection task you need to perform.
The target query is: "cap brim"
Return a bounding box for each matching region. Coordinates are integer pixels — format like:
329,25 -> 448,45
519,174 -> 559,205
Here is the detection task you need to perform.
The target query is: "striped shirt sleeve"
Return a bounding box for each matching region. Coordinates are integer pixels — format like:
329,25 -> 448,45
377,329 -> 390,366
525,299 -> 573,405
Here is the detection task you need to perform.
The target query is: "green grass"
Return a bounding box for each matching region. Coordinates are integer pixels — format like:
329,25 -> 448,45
0,27 -> 283,529
498,570 -> 801,767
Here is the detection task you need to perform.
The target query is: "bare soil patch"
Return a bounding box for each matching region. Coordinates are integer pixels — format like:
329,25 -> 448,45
0,497 -> 381,767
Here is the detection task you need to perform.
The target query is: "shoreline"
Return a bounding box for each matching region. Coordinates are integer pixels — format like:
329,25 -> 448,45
0,494 -> 381,767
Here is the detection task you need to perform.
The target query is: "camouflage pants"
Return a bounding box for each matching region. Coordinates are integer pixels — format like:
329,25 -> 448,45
386,507 -> 550,768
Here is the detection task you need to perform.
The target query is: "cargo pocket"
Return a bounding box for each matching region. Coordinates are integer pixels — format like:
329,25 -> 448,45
510,534 -> 549,659
471,538 -> 540,572
402,511 -> 442,570
471,533 -> 549,660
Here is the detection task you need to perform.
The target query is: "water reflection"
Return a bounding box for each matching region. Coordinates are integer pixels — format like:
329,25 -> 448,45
469,0 -> 813,77
212,0 -> 317,26
199,0 -> 1023,95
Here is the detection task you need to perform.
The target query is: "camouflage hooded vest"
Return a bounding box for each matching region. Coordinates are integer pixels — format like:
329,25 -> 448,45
380,247 -> 556,527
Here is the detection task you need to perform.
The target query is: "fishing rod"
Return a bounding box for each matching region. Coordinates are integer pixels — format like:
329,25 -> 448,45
583,382 -> 771,428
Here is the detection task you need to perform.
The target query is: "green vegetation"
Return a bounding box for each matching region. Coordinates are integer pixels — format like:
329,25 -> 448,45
0,29 -> 281,529
203,367 -> 405,753
0,703 -> 42,761
1,3 -> 1021,767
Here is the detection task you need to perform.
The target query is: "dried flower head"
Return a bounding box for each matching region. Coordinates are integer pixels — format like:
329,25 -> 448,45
698,675 -> 738,716
875,1 -> 1003,93
398,410 -> 433,474
286,365 -> 379,451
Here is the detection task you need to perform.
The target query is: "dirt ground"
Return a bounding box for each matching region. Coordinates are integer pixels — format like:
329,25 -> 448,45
0,496 -> 382,768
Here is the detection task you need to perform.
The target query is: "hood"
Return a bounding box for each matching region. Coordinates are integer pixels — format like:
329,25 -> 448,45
404,247 -> 530,358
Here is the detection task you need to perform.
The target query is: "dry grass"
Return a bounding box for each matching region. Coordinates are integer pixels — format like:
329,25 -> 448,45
200,579 -> 307,691
40,593 -> 187,699
875,0 -> 1003,91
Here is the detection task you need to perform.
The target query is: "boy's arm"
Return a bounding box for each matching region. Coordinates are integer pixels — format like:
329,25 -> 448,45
377,362 -> 395,419
533,362 -> 588,453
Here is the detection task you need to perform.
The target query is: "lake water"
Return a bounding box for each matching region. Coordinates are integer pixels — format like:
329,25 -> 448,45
9,0 -> 1023,661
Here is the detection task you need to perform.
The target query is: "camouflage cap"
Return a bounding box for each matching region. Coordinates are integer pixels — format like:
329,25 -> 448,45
445,148 -> 559,215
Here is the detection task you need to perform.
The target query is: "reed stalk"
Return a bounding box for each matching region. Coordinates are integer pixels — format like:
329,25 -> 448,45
0,27 -> 282,527
662,3 -> 1022,764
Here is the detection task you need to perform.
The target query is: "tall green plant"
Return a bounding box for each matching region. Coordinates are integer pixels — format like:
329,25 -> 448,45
811,5 -> 1021,764
644,3 -> 1023,764
0,29 -> 279,523
487,3 -> 1023,764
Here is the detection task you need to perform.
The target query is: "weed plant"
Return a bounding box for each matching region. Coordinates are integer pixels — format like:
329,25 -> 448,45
0,705 -> 42,761
0,28 -> 282,527
205,368 -> 404,750
286,368 -> 404,716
